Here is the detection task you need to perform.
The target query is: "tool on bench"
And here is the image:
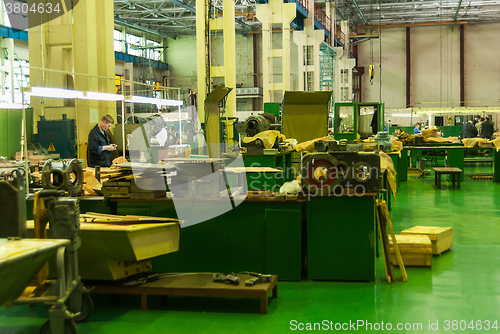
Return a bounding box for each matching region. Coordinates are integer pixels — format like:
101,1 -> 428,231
213,272 -> 240,285
244,272 -> 272,286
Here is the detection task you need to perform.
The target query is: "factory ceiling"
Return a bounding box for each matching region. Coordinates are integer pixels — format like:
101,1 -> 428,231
113,0 -> 500,37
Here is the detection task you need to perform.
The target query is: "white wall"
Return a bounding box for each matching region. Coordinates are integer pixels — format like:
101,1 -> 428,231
358,28 -> 406,107
358,23 -> 500,111
465,23 -> 500,108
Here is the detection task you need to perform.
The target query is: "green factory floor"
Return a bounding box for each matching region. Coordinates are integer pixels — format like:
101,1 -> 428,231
2,163 -> 500,333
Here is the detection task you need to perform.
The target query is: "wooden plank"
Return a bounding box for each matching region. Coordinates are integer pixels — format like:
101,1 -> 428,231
381,201 -> 408,282
375,200 -> 391,283
376,200 -> 395,283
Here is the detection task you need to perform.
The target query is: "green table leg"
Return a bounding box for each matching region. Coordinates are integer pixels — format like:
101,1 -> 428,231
400,149 -> 408,181
447,149 -> 465,181
494,149 -> 500,182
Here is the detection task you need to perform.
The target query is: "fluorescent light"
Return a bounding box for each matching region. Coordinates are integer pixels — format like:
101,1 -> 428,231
0,103 -> 26,109
81,92 -> 124,101
30,87 -> 84,99
125,95 -> 183,106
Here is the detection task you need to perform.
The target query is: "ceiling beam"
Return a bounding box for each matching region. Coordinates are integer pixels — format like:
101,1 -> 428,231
350,0 -> 368,26
168,0 -> 253,32
357,20 -> 468,29
169,0 -> 196,13
114,17 -> 176,39
453,0 -> 464,21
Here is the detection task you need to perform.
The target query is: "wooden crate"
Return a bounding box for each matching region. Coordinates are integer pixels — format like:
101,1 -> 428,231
400,226 -> 453,255
389,234 -> 433,267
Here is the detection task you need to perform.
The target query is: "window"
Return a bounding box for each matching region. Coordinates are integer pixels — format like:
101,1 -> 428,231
146,40 -> 162,61
304,71 -> 314,91
338,105 -> 354,133
341,69 -> 349,83
341,87 -> 349,101
126,33 -> 144,57
303,45 -> 313,66
114,30 -> 124,53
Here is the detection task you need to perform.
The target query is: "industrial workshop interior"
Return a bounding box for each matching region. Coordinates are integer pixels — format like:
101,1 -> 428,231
1,0 -> 500,333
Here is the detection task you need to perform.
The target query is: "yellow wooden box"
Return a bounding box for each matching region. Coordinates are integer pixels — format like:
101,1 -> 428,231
400,226 -> 453,255
389,234 -> 433,267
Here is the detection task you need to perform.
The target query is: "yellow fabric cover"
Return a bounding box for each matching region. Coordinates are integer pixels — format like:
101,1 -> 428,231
426,136 -> 459,143
282,104 -> 328,144
421,128 -> 438,139
295,136 -> 335,153
462,137 -> 500,151
242,130 -> 286,150
380,152 -> 397,208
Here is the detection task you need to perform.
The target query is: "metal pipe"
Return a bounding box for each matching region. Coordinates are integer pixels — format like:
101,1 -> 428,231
350,0 -> 368,26
454,0 -> 464,21
28,66 -> 181,92
115,17 -> 175,40
122,99 -> 126,157
460,25 -> 465,107
406,27 -> 411,108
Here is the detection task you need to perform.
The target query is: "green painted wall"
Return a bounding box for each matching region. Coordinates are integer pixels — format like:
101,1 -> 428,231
0,108 -> 33,160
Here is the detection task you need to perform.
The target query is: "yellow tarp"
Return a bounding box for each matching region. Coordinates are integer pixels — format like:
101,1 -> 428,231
421,128 -> 438,139
242,130 -> 286,150
380,152 -> 397,208
295,136 -> 335,152
426,136 -> 459,143
462,137 -> 500,151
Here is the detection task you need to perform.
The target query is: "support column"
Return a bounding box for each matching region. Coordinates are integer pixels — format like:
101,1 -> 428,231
256,0 -> 296,102
223,0 -> 236,144
29,0 -> 116,161
196,0 -> 208,123
293,0 -> 325,91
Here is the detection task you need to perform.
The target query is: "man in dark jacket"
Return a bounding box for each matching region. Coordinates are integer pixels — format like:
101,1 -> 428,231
481,116 -> 494,140
462,120 -> 476,139
87,115 -> 117,167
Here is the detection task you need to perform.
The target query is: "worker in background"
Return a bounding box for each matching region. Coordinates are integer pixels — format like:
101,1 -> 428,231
482,116 -> 494,140
462,120 -> 476,139
87,115 -> 117,168
476,117 -> 484,137
473,115 -> 481,125
413,123 -> 421,135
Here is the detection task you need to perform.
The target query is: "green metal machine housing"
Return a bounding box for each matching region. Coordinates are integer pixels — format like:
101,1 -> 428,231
334,102 -> 385,141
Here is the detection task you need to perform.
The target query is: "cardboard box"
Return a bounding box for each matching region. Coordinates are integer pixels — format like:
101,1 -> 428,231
389,234 -> 433,267
400,226 -> 453,255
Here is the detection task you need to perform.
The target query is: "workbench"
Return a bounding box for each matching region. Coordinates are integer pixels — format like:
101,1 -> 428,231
25,192 -> 378,282
89,273 -> 278,314
110,197 -> 305,281
403,146 -> 500,181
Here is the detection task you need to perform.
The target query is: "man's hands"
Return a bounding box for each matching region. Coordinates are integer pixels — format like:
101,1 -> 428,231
103,144 -> 117,151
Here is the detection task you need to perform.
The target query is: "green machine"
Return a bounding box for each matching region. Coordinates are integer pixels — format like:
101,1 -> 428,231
334,102 -> 385,140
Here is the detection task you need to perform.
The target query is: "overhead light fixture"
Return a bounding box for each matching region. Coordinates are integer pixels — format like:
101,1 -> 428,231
30,87 -> 84,99
125,95 -> 183,106
0,103 -> 27,109
81,92 -> 125,101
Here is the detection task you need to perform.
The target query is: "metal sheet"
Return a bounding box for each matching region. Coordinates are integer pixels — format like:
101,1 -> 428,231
0,238 -> 69,306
